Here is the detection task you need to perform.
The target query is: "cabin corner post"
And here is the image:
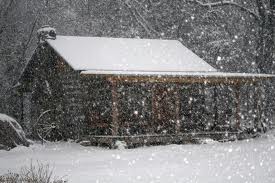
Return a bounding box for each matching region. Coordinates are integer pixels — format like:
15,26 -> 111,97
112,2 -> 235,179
109,77 -> 119,136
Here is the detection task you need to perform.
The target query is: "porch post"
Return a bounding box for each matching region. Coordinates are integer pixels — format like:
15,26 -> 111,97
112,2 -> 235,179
151,84 -> 157,133
235,85 -> 241,129
175,85 -> 181,134
254,82 -> 262,131
213,85 -> 218,127
111,79 -> 119,136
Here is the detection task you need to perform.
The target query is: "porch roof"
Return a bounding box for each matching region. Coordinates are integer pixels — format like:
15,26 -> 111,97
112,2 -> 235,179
81,70 -> 274,78
81,70 -> 275,85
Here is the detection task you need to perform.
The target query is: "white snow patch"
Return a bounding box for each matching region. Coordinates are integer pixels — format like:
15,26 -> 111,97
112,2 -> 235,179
0,114 -> 17,124
197,138 -> 219,144
37,26 -> 56,35
0,132 -> 275,183
115,140 -> 127,150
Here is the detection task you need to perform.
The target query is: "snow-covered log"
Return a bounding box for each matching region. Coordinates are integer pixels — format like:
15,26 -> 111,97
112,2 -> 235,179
0,113 -> 30,150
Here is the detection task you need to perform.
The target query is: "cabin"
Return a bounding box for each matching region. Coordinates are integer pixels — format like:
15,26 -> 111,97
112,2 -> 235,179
17,26 -> 274,147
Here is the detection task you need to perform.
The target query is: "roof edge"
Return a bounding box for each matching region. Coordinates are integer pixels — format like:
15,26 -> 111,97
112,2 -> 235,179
80,70 -> 275,78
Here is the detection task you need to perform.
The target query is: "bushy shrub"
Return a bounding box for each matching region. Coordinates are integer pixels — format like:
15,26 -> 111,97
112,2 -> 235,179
0,162 -> 67,183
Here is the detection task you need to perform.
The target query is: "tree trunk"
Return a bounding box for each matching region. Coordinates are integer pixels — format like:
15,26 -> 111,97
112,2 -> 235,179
256,0 -> 274,74
270,0 -> 275,72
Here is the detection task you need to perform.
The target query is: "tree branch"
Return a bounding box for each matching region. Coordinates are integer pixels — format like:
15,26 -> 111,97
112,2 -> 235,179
188,0 -> 261,22
124,0 -> 159,37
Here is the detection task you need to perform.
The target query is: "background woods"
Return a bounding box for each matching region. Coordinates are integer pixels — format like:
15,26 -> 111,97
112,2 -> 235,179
0,0 -> 274,118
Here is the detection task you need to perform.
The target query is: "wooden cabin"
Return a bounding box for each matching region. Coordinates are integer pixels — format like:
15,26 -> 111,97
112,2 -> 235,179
17,27 -> 274,147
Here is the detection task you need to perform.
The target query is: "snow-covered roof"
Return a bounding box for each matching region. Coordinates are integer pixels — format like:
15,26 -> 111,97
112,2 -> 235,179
46,36 -> 275,79
47,36 -> 217,73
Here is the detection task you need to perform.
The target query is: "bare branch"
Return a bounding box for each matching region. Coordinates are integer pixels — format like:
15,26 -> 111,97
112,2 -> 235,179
124,0 -> 159,37
188,0 -> 261,21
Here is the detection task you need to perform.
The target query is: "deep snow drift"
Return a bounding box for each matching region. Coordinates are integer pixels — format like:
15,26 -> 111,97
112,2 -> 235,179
0,132 -> 275,183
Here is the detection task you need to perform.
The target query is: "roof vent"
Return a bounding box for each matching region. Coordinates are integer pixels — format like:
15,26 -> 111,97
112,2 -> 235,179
37,25 -> 56,44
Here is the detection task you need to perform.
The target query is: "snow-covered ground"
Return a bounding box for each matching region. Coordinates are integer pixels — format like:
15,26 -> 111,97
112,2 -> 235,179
1,132 -> 275,183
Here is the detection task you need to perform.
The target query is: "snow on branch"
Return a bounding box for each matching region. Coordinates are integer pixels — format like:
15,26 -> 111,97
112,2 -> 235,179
188,0 -> 260,21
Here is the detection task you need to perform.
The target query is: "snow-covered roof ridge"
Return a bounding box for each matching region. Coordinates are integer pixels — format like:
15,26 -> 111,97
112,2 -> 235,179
47,35 -> 217,73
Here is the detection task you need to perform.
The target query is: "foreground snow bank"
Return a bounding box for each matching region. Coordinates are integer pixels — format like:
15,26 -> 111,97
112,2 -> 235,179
0,131 -> 275,183
0,113 -> 30,150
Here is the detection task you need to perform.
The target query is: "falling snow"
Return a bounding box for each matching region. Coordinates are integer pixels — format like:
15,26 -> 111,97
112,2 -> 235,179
1,1 -> 275,182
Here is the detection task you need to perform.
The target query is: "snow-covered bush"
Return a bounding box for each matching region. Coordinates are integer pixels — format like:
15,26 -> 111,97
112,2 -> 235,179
197,138 -> 219,144
114,140 -> 127,149
0,113 -> 30,150
79,140 -> 91,146
0,162 -> 67,183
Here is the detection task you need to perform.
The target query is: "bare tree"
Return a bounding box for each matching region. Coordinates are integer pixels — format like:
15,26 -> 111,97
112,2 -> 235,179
188,0 -> 275,74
